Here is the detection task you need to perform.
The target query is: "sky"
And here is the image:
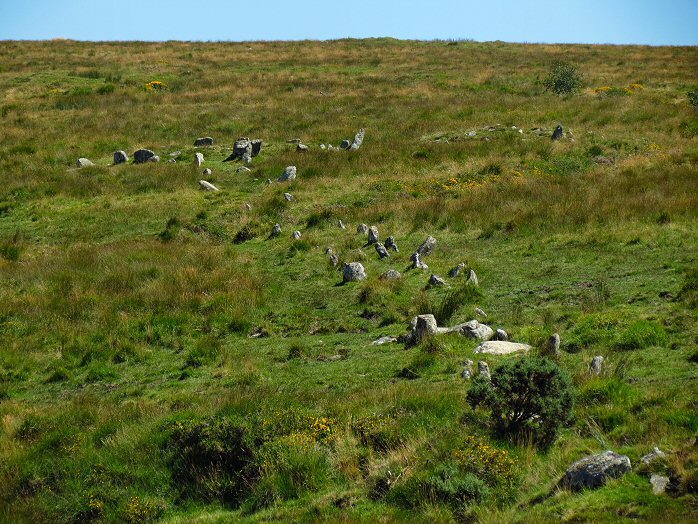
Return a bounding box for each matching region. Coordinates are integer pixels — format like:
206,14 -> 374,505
0,0 -> 696,45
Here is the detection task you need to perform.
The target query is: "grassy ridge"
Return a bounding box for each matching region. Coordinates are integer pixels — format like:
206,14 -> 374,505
0,39 -> 697,522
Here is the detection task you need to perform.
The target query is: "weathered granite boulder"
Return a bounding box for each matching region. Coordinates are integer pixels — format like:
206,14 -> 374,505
462,359 -> 474,379
641,447 -> 666,465
357,223 -> 369,234
428,274 -> 449,287
278,166 -> 297,182
343,262 -> 367,283
367,226 -> 379,244
560,451 -> 632,491
416,236 -> 436,256
113,151 -> 128,164
552,125 -> 564,141
380,269 -> 402,280
349,128 -> 365,151
410,252 -> 429,270
478,361 -> 491,380
414,314 -> 438,344
284,193 -> 293,202
375,243 -> 390,259
297,143 -> 309,152
199,180 -> 219,191
203,168 -> 212,176
450,320 -> 494,341
494,329 -> 509,341
134,149 -> 156,164
292,231 -> 302,240
385,236 -> 399,252
475,341 -> 531,355
466,269 -> 478,286
193,152 -> 204,167
547,333 -> 561,355
371,336 -> 397,346
76,158 -> 94,168
271,223 -> 282,236
590,355 -> 605,375
449,262 -> 465,278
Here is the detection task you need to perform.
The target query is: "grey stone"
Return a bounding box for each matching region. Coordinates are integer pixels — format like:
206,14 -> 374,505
428,274 -> 448,287
547,333 -> 561,355
223,137 -> 252,162
292,231 -> 302,240
203,168 -> 212,176
113,151 -> 128,164
561,451 -> 632,491
380,269 -> 402,281
375,243 -> 390,259
340,139 -> 351,149
244,203 -> 252,211
466,269 -> 478,286
650,474 -> 670,495
287,138 -> 302,144
76,158 -> 94,168
478,361 -> 491,380
194,137 -> 214,147
449,263 -> 466,278
494,329 -> 509,341
343,262 -> 367,283
146,155 -> 160,163
414,314 -> 438,344
329,253 -> 339,267
410,252 -> 429,270
271,224 -> 282,236
367,226 -> 379,244
349,128 -> 365,151
357,223 -> 369,234
450,320 -> 494,341
168,158 -> 176,163
297,143 -> 309,153
320,144 -> 326,150
326,247 -> 335,255
237,166 -> 252,173
266,178 -> 273,184
552,125 -> 564,141
193,152 -> 204,167
385,236 -> 399,252
169,150 -> 181,158
416,236 -> 437,257
475,307 -> 487,318
590,355 -> 604,375
134,149 -> 156,163
467,131 -> 477,137
462,359 -> 474,379
371,336 -> 397,346
199,180 -> 219,191
284,193 -> 294,202
641,447 -> 666,465
475,341 -> 532,355
338,220 -> 346,229
251,139 -> 262,157
278,166 -> 297,182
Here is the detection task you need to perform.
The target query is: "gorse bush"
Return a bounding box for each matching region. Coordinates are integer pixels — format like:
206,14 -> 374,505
468,357 -> 573,448
543,61 -> 583,95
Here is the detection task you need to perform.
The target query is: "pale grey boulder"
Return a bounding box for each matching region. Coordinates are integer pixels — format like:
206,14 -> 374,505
475,341 -> 531,355
343,262 -> 367,283
371,336 -> 397,346
134,149 -> 156,164
380,269 -> 402,280
271,223 -> 282,236
560,451 -> 631,491
278,166 -> 297,182
375,243 -> 390,259
292,231 -> 302,240
462,359 -> 474,379
194,137 -> 214,147
193,152 -> 204,167
367,226 -> 379,244
284,193 -> 294,202
203,168 -> 212,176
590,355 -> 605,375
466,269 -> 478,286
349,128 -> 365,151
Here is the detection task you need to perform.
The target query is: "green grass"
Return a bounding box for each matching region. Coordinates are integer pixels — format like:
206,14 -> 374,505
0,38 -> 697,523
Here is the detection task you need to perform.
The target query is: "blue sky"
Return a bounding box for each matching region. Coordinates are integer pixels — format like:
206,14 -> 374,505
0,0 -> 696,45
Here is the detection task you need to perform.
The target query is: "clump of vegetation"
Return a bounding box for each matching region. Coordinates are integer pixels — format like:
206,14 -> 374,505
468,357 -> 573,448
614,320 -> 668,350
688,88 -> 698,107
543,61 -> 583,95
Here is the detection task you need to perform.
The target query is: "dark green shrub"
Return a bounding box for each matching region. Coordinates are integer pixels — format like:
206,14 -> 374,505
96,83 -> 116,95
468,357 -> 573,448
614,320 -> 668,350
543,61 -> 583,95
688,88 -> 698,107
184,335 -> 223,367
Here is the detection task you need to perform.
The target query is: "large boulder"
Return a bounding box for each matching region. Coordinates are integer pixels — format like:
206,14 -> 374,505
113,151 -> 128,164
134,149 -> 156,164
343,262 -> 366,283
193,152 -> 204,167
413,314 -> 438,344
278,166 -> 297,182
449,320 -> 494,341
194,137 -> 214,147
349,128 -> 365,151
475,341 -> 531,355
560,451 -> 632,491
367,226 -> 379,244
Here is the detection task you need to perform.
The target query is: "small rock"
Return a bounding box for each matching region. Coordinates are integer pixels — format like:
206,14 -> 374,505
414,314 -> 438,344
416,235 -> 437,256
466,269 -> 478,286
650,474 -> 670,495
462,359 -> 474,379
449,263 -> 466,278
371,336 -> 397,346
244,203 -> 252,211
168,158 -> 176,163
250,139 -> 262,157
113,151 -> 128,164
349,128 -> 365,151
552,125 -> 564,141
146,155 -> 160,163
338,220 -> 346,229
271,224 -> 282,236
203,168 -> 212,176
428,274 -> 448,287
380,269 -> 402,280
297,143 -> 309,152
368,226 -> 379,244
385,236 -> 399,252
357,223 -> 369,234
340,139 -> 351,150
194,137 -> 214,147
375,243 -> 390,259
475,307 -> 487,318
547,333 -> 561,355
284,193 -> 294,202
343,262 -> 367,283
237,166 -> 252,173
320,144 -> 326,150
278,166 -> 297,182
494,329 -> 509,341
76,158 -> 94,168
193,152 -> 204,167
410,252 -> 429,270
590,355 -> 604,375
169,151 -> 181,158
292,231 -> 302,240
451,320 -> 493,340
641,447 -> 666,465
134,149 -> 156,164
326,247 -> 335,255
475,341 -> 532,355
594,156 -> 613,165
478,361 -> 491,380
199,180 -> 219,191
467,131 -> 477,137
329,253 -> 339,267
286,138 -> 302,144
560,451 -> 632,491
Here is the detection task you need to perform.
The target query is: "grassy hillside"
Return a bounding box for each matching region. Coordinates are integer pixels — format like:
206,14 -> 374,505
0,38 -> 697,523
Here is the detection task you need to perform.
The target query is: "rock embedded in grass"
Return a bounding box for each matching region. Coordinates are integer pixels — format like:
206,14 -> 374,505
375,243 -> 390,258
416,235 -> 437,256
193,152 -> 204,167
113,150 -> 128,164
134,149 -> 156,163
296,143 -> 308,152
590,355 -> 604,375
478,361 -> 491,380
284,193 -> 294,202
462,359 -> 474,379
475,341 -> 531,355
349,128 -> 365,151
475,307 -> 487,318
340,139 -> 351,149
414,314 -> 438,344
338,220 -> 346,229
494,328 -> 509,341
641,447 -> 666,465
560,451 -> 631,491
650,474 -> 671,495
194,137 -> 214,147
371,336 -> 397,346
385,236 -> 399,252
278,166 -> 297,182
203,168 -> 211,176
547,333 -> 561,355
357,223 -> 368,234
199,180 -> 219,191
343,262 -> 366,283
450,320 -> 493,340
552,124 -> 564,141
449,262 -> 465,277
76,157 -> 94,168
380,269 -> 401,280
428,274 -> 448,287
410,252 -> 429,270
367,226 -> 379,244
292,231 -> 301,240
271,223 -> 282,236
466,269 -> 478,286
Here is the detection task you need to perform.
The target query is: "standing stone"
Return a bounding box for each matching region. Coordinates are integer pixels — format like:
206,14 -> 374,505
380,269 -> 402,281
113,151 -> 128,165
251,139 -> 262,157
385,236 -> 399,252
410,252 -> 429,270
367,226 -> 379,244
343,262 -> 367,283
650,474 -> 670,495
194,137 -> 214,147
284,193 -> 294,202
590,356 -> 604,375
193,152 -> 204,167
338,220 -> 346,230
414,314 -> 438,344
271,224 -> 282,236
428,274 -> 448,287
357,223 -> 369,234
349,128 -> 365,151
329,253 -> 339,267
416,236 -> 437,256
552,125 -> 564,141
199,180 -> 219,191
134,149 -> 156,164
560,451 -> 632,491
462,359 -> 474,379
340,139 -> 351,150
375,243 -> 390,259
547,333 -> 561,356
449,262 -> 466,278
203,168 -> 212,176
296,143 -> 309,152
494,329 -> 509,341
146,155 -> 160,163
292,231 -> 302,240
478,361 -> 491,380
466,269 -> 478,286
453,320 -> 494,341
278,166 -> 297,182
76,158 -> 94,168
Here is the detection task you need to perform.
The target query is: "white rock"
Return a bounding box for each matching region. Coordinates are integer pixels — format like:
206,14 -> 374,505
199,180 -> 219,191
475,341 -> 532,355
193,152 -> 204,167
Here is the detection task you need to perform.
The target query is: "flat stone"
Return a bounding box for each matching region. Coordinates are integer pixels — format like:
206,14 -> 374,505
561,451 -> 632,491
199,180 -> 219,191
194,137 -> 214,147
76,158 -> 94,168
343,262 -> 367,283
278,166 -> 297,182
297,143 -> 309,152
371,336 -> 397,346
380,269 -> 402,281
475,341 -> 531,355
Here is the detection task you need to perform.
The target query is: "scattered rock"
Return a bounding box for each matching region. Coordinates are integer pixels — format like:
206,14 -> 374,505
292,231 -> 302,240
76,158 -> 94,168
244,203 -> 252,211
237,166 -> 252,173
371,336 -> 397,346
250,139 -> 262,157
375,243 -> 390,259
134,149 -> 156,164
410,252 -> 429,270
368,226 -> 379,244
278,166 -> 297,182
641,447 -> 666,465
475,341 -> 532,355
199,180 -> 219,191
271,224 -> 282,236
340,139 -> 351,149
338,220 -> 346,229
343,262 -> 367,283
494,329 -> 509,341
284,193 -> 294,202
203,168 -> 212,176
329,253 -> 339,267
466,269 -> 478,286
462,359 -> 474,379
223,137 -> 253,162
193,152 -> 204,167
560,451 -> 632,491
467,130 -> 477,137
320,144 -> 326,150
297,143 -> 309,152
547,333 -> 561,355
594,156 -> 614,165
478,361 -> 491,380
450,320 -> 494,341
349,128 -> 365,151
449,262 -> 466,278
590,355 -> 604,375
146,155 -> 160,163
380,269 -> 402,280
650,474 -> 670,495
194,137 -> 214,147
357,223 -> 369,234
385,236 -> 399,252
113,151 -> 128,164
428,274 -> 448,287
475,307 -> 487,318
286,138 -> 301,144
552,125 -> 564,141
414,314 -> 438,344
416,236 -> 437,257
